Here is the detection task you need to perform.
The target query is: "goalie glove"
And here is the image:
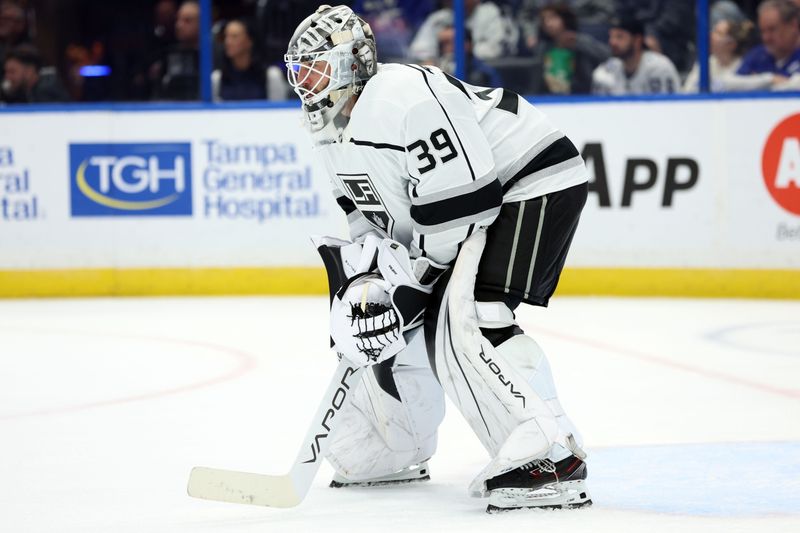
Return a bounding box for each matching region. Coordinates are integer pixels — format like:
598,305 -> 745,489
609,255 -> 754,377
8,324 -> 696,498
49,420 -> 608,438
330,274 -> 402,366
314,233 -> 398,365
316,234 -> 448,366
329,239 -> 448,366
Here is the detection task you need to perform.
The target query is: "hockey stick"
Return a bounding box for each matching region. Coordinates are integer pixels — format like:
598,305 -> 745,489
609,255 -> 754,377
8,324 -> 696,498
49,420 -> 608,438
187,359 -> 364,508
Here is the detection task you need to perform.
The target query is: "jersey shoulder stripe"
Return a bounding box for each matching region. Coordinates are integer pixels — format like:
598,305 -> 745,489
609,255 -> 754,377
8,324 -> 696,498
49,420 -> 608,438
502,136 -> 579,193
442,71 -> 471,99
496,89 -> 519,115
442,71 -> 520,115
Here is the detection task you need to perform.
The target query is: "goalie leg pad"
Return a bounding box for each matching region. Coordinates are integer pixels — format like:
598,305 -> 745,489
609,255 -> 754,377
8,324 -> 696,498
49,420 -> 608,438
425,229 -> 585,497
492,333 -> 584,463
431,229 -> 558,452
326,328 -> 445,482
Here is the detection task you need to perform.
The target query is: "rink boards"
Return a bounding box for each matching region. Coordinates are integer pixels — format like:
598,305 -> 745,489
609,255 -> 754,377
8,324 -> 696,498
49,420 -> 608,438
0,97 -> 798,297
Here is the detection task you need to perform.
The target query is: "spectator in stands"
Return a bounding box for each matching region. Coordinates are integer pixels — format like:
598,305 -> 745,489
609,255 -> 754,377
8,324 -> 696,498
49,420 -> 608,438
518,0 -> 614,50
591,14 -> 680,95
211,18 -> 289,101
154,0 -> 200,100
682,17 -> 756,93
614,0 -> 695,73
437,28 -> 502,87
408,0 -> 517,64
644,0 -> 695,74
132,0 -> 178,100
531,3 -> 609,94
0,1 -> 27,60
1,44 -> 68,104
727,0 -> 800,91
712,0 -> 746,26
212,19 -> 265,101
153,0 -> 178,45
351,0 -> 436,60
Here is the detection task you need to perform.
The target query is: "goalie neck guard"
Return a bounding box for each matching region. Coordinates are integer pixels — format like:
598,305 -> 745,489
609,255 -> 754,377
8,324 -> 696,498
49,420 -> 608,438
284,5 -> 377,142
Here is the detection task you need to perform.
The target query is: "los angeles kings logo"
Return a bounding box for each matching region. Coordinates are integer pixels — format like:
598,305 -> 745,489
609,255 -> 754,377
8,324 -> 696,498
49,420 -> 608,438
340,173 -> 395,234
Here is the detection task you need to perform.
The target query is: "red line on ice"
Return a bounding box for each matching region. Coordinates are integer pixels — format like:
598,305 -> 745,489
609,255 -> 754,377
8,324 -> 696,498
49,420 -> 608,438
524,324 -> 800,401
0,327 -> 258,420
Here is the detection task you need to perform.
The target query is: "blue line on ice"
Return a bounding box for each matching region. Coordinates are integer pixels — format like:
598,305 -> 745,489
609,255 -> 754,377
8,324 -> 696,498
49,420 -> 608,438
704,322 -> 800,358
589,441 -> 800,517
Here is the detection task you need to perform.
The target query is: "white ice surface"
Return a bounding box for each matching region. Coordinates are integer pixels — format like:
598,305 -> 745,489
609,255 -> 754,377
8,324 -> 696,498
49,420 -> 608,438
0,296 -> 798,532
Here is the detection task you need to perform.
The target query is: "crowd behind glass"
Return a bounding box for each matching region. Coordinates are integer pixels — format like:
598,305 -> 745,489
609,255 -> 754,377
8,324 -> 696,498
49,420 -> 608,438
1,0 -> 798,104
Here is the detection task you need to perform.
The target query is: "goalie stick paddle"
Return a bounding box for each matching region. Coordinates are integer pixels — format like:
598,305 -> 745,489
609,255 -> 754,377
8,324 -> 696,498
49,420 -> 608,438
187,359 -> 365,508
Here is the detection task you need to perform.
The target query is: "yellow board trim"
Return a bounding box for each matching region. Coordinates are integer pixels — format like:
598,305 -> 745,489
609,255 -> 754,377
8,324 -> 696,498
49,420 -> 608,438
0,268 -> 328,298
555,268 -> 800,299
0,267 -> 798,299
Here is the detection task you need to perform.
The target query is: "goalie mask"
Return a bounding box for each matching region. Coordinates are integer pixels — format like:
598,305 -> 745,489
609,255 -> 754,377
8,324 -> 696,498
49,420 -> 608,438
284,5 -> 377,139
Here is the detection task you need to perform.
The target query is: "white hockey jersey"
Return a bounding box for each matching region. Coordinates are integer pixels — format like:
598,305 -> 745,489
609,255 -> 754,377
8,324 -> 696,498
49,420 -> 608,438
315,63 -> 588,265
591,51 -> 681,95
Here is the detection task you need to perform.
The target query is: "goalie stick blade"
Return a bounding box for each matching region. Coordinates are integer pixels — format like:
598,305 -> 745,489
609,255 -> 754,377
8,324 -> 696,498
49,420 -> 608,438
187,466 -> 301,508
187,360 -> 365,509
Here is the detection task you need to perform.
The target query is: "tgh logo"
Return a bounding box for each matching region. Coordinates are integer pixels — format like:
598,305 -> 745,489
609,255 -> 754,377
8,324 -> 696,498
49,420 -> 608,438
70,143 -> 193,216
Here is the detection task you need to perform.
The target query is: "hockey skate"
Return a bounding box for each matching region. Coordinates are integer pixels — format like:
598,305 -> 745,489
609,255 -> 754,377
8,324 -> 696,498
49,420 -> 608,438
329,461 -> 430,488
485,455 -> 591,513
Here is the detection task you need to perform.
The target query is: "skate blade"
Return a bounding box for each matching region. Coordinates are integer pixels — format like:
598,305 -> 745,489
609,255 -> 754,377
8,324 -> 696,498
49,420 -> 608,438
329,474 -> 430,488
330,462 -> 430,488
486,480 -> 592,513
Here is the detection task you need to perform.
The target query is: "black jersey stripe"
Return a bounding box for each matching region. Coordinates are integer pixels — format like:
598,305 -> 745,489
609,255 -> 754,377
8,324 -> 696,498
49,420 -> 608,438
336,194 -> 357,215
497,89 -> 519,115
474,88 -> 493,101
502,136 -> 580,193
411,172 -> 495,206
349,138 -> 405,152
410,177 -> 502,227
417,233 -> 427,257
443,71 -> 471,99
406,64 -> 476,181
